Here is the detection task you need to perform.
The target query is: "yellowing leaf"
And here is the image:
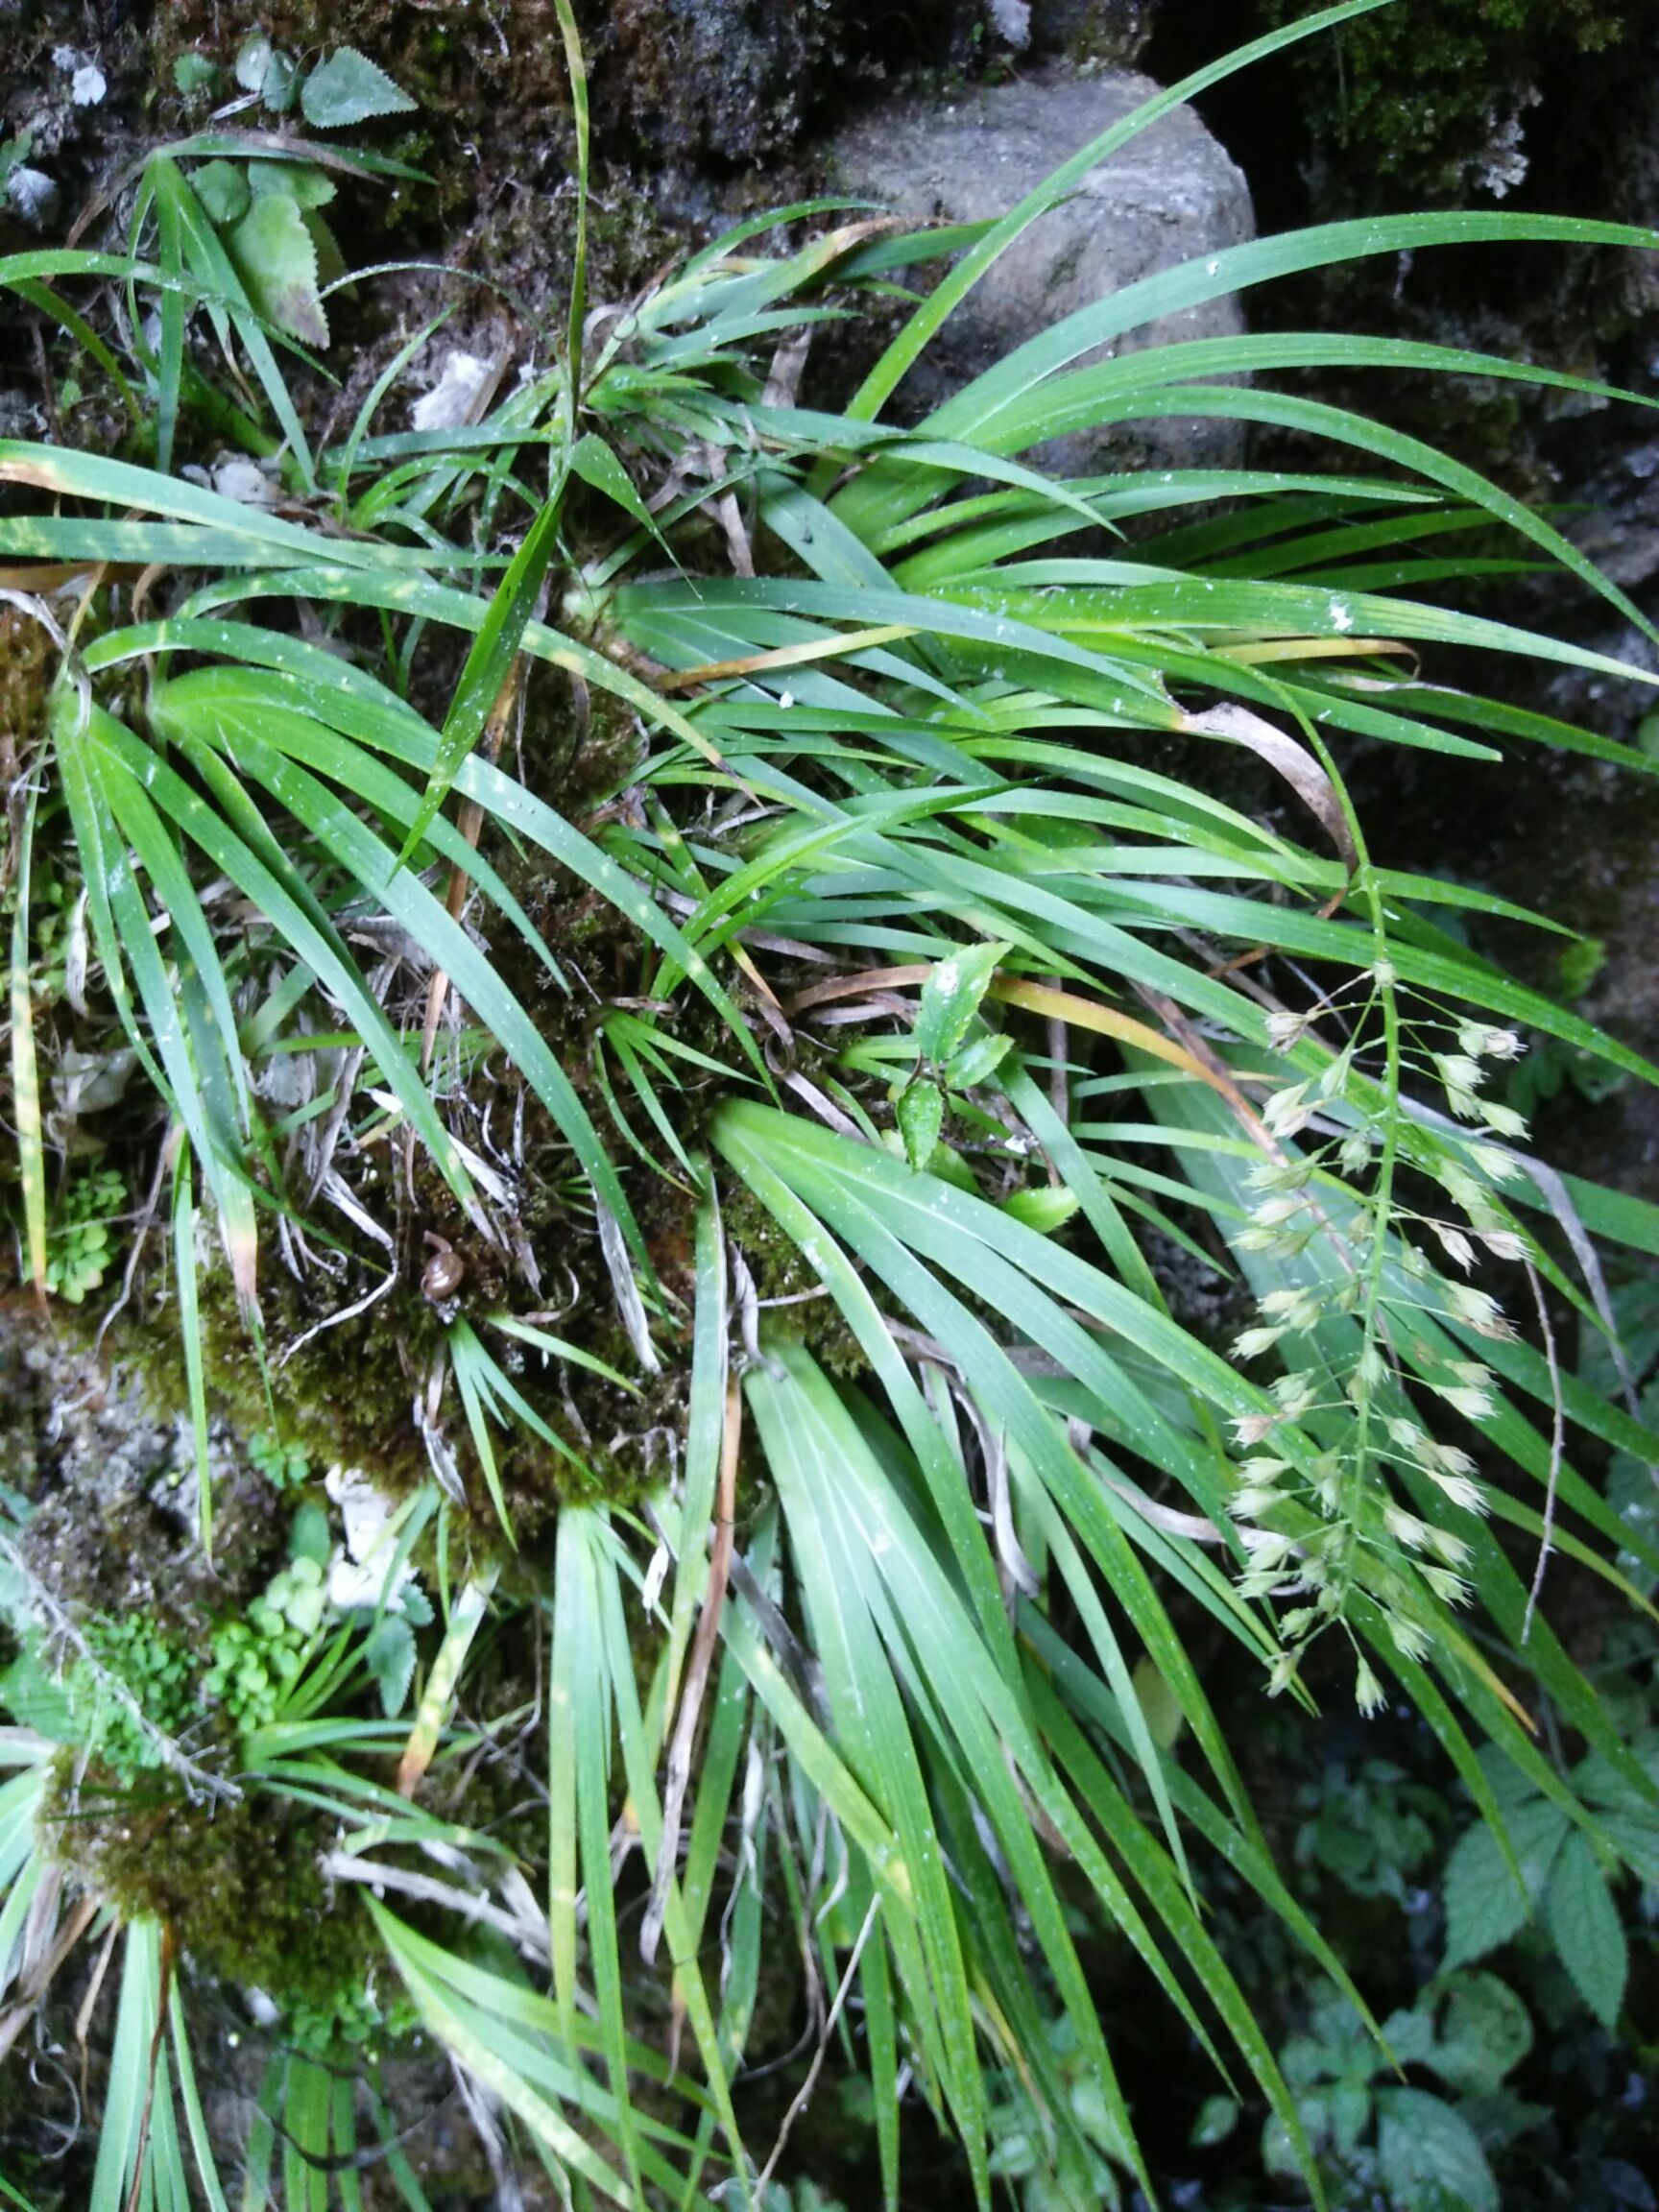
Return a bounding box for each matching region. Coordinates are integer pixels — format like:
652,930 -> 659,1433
228,191 -> 327,347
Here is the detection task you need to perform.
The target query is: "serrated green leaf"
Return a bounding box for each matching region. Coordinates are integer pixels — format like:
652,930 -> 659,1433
1374,2087 -> 1498,2212
364,1616 -> 418,1718
915,939 -> 1011,1064
248,160 -> 336,210
174,52 -> 218,96
228,189 -> 327,347
261,49 -> 300,112
1429,1973 -> 1533,2097
191,158 -> 250,227
289,1501 -> 331,1568
1544,1830 -> 1627,2029
234,33 -> 276,93
1442,1800 -> 1571,1969
896,1079 -> 945,1172
944,1029 -> 1013,1090
301,47 -> 418,129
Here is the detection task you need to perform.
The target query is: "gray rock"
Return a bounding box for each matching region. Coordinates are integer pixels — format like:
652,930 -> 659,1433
1028,0 -> 1159,67
605,0 -> 840,167
830,65 -> 1253,475
1564,437 -> 1659,597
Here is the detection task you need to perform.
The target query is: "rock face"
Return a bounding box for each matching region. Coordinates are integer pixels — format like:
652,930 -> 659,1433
1035,0 -> 1160,64
830,66 -> 1253,473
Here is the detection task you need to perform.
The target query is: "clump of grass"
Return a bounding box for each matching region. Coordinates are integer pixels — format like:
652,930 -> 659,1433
1,1 -> 1657,2203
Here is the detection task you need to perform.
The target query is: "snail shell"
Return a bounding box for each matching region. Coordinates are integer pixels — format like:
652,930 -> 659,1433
421,1236 -> 466,1303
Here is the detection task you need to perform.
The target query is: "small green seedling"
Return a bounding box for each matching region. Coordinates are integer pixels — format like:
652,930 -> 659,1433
183,36 -> 417,347
894,939 -> 1014,1170
44,1167 -> 125,1303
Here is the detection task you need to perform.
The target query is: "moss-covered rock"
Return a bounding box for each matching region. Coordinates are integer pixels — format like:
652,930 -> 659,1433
1257,0 -> 1627,207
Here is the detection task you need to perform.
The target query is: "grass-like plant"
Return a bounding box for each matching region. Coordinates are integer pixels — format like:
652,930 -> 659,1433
3,1 -> 1658,2202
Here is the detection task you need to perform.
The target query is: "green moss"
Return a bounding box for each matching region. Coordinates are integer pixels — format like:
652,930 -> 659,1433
71,1613 -> 194,1785
51,1765 -> 373,2017
716,1177 -> 867,1379
0,607 -> 57,776
1263,0 -> 1627,202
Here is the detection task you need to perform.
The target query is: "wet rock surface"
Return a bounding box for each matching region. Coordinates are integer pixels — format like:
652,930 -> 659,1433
830,62 -> 1254,470
5,3 -> 1659,2200
0,1310 -> 283,1622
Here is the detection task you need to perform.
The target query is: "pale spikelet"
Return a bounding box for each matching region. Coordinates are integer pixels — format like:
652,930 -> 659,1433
1338,1127 -> 1374,1176
1231,1411 -> 1281,1446
1266,1649 -> 1302,1696
1433,1052 -> 1485,1094
1265,1008 -> 1309,1053
1421,1565 -> 1471,1607
1429,1219 -> 1476,1271
1385,1414 -> 1431,1458
1446,1281 -> 1514,1340
1238,1567 -> 1289,1601
1238,1219 -> 1306,1255
1388,1614 -> 1431,1663
1426,1526 -> 1472,1568
1271,1372 -> 1319,1418
1437,1162 -> 1487,1217
1251,1192 -> 1310,1229
1262,1081 -> 1314,1138
1478,1098 -> 1528,1140
1260,1286 -> 1323,1330
1353,1342 -> 1388,1392
1434,1382 -> 1497,1421
1382,1503 -> 1430,1551
1426,1467 -> 1485,1515
1477,1227 -> 1528,1262
1470,1142 -> 1523,1183
1239,1530 -> 1296,1570
1457,1022 -> 1523,1060
1315,1049 -> 1355,1100
1232,1326 -> 1284,1361
1246,1156 -> 1311,1192
1354,1656 -> 1387,1716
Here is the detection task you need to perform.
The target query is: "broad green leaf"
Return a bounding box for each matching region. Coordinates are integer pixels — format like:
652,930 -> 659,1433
301,48 -> 418,129
191,158 -> 249,226
1000,1185 -> 1080,1235
916,940 -> 1012,1064
1427,1973 -> 1532,2098
363,1616 -> 418,1718
1374,2088 -> 1498,2212
1441,1800 -> 1570,1969
228,188 -> 327,347
1544,1830 -> 1628,2029
896,1078 -> 945,1171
